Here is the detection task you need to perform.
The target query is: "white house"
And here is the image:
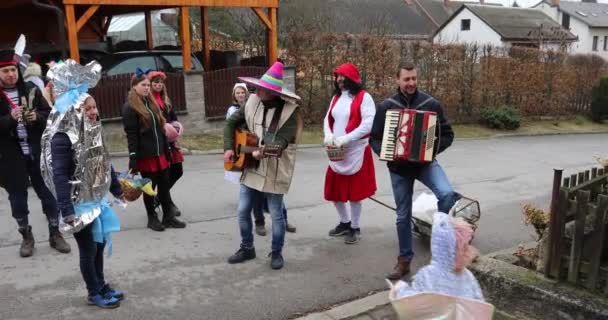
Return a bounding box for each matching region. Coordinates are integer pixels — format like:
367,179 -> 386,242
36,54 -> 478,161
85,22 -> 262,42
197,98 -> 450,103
534,0 -> 608,59
432,4 -> 577,51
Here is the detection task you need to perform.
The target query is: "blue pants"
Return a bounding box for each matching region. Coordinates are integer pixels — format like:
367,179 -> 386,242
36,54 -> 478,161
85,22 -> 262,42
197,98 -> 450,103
73,223 -> 106,296
8,155 -> 59,230
238,185 -> 285,252
389,160 -> 459,261
252,193 -> 289,226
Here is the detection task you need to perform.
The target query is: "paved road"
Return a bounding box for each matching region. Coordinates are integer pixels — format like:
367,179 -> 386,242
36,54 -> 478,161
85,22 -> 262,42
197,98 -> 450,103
0,134 -> 605,320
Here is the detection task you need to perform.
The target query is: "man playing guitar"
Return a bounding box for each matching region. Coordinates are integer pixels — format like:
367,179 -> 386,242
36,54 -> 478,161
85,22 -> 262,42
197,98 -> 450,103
223,62 -> 302,270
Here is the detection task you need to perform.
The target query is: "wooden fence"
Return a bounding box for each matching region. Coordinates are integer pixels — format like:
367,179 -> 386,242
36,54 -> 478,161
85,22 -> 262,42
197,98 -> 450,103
545,165 -> 608,294
90,72 -> 186,120
203,66 -> 266,119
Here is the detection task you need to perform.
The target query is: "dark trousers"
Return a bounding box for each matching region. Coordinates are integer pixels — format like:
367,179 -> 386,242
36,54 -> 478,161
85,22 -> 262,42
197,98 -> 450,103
8,155 -> 59,230
168,162 -> 183,190
141,169 -> 174,220
74,223 -> 106,296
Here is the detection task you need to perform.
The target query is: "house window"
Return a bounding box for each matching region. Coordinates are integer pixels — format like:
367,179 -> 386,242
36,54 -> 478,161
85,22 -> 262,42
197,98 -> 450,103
562,14 -> 570,29
461,19 -> 471,31
593,36 -> 599,51
604,36 -> 607,51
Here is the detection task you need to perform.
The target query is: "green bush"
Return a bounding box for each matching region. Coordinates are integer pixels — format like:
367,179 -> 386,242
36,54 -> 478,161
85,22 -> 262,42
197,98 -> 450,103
480,106 -> 521,130
590,77 -> 608,122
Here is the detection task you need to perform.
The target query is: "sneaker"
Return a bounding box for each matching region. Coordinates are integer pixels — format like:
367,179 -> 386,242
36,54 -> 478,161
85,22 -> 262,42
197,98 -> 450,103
255,224 -> 267,236
227,248 -> 256,264
87,294 -> 120,309
344,228 -> 361,244
329,222 -> 351,237
269,251 -> 284,270
101,284 -> 124,301
286,223 -> 296,233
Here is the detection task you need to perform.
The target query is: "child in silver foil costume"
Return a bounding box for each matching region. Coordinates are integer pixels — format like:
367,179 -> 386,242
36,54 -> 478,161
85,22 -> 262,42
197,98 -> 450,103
40,60 -> 125,309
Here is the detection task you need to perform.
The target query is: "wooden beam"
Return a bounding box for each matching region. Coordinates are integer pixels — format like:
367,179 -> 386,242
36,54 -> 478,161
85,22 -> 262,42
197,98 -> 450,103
180,6 -> 192,71
65,4 -> 80,62
63,0 -> 279,8
200,6 -> 210,71
86,18 -> 105,39
251,7 -> 271,29
267,7 -> 277,65
76,5 -> 100,31
145,10 -> 154,50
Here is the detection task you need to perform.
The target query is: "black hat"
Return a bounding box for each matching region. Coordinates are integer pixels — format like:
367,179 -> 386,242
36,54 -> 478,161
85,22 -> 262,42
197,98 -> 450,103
0,49 -> 17,68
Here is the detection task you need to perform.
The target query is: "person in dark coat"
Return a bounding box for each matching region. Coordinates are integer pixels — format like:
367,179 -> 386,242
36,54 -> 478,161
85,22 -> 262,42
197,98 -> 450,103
0,49 -> 70,257
148,71 -> 184,216
122,69 -> 186,231
370,62 -> 458,281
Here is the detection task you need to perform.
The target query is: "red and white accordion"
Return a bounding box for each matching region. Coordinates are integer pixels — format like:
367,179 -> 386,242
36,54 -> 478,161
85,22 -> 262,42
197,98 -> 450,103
379,109 -> 438,163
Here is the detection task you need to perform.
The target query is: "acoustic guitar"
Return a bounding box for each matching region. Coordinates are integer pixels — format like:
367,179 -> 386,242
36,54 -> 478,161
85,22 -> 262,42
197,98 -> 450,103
224,129 -> 283,172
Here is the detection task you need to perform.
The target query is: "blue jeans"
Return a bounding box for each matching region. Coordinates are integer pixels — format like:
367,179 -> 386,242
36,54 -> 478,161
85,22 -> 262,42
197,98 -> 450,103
389,160 -> 459,261
238,185 -> 285,252
253,194 -> 289,226
73,223 -> 106,296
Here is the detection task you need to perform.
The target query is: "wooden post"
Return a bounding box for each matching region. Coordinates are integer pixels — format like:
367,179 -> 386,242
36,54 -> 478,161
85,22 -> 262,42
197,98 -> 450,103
76,5 -> 100,32
568,190 -> 590,284
180,6 -> 192,72
65,4 -> 80,63
549,189 -> 568,279
200,6 -> 210,71
267,7 -> 277,65
587,195 -> 608,290
145,10 -> 154,50
545,168 -> 563,276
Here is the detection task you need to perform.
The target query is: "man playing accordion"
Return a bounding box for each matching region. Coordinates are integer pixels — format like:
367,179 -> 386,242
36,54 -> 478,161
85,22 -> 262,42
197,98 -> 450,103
369,62 -> 458,281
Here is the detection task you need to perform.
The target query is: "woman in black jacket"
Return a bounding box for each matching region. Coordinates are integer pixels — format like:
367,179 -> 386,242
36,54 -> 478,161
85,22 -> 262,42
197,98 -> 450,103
148,71 -> 184,216
122,71 -> 186,231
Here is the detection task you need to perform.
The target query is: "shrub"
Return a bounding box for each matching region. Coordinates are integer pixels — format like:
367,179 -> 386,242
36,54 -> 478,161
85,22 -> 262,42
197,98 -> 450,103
590,77 -> 608,122
480,105 -> 521,130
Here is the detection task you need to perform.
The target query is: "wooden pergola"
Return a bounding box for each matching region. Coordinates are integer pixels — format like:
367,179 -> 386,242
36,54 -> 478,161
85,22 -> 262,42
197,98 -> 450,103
62,0 -> 279,71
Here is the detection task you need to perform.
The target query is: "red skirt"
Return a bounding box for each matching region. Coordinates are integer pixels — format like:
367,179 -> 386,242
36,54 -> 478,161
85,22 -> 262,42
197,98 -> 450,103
171,148 -> 184,163
137,154 -> 170,173
324,145 -> 376,202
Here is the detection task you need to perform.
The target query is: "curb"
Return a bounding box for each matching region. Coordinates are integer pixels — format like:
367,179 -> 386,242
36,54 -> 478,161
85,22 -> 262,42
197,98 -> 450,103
293,290 -> 390,320
109,131 -> 608,157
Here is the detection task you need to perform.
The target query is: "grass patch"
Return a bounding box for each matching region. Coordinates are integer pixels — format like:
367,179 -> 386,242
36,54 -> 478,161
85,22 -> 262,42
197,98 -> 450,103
103,119 -> 608,153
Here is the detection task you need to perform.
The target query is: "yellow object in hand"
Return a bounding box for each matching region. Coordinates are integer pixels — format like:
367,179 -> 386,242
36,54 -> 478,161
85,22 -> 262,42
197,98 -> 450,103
140,181 -> 157,196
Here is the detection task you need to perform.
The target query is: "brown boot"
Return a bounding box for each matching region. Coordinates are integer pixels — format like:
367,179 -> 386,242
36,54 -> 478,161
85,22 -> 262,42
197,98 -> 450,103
385,256 -> 411,280
18,226 -> 35,258
49,230 -> 71,254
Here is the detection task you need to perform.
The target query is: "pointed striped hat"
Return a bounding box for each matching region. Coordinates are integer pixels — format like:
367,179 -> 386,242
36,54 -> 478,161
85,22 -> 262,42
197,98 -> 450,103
238,61 -> 300,100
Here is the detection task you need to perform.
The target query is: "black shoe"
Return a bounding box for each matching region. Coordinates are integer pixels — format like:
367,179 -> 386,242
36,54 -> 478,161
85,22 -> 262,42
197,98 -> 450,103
269,251 -> 284,270
147,216 -> 165,232
344,228 -> 361,244
162,217 -> 186,228
329,222 -> 351,237
228,248 -> 256,264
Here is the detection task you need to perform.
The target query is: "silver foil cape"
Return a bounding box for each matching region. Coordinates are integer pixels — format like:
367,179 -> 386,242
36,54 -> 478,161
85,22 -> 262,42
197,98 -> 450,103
40,60 -> 108,232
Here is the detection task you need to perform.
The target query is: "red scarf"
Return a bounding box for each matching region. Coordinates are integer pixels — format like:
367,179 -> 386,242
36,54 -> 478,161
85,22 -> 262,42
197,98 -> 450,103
327,90 -> 368,138
153,91 -> 165,110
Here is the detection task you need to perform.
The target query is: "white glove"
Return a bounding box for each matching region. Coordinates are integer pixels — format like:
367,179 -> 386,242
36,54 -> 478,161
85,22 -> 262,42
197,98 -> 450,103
335,135 -> 351,147
323,134 -> 335,146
